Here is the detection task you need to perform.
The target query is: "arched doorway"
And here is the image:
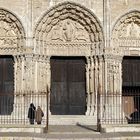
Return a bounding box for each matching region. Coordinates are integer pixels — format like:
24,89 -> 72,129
122,56 -> 140,116
34,1 -> 104,121
0,9 -> 25,115
0,55 -> 14,115
50,57 -> 86,115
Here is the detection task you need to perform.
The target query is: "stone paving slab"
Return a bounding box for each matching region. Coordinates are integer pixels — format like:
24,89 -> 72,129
47,125 -> 98,134
1,125 -> 140,139
1,132 -> 140,140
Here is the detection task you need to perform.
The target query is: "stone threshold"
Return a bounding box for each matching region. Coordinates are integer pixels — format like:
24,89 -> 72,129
101,124 -> 140,133
49,115 -> 97,125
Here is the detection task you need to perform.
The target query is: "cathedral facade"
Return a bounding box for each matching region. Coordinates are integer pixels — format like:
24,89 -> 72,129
0,0 -> 140,126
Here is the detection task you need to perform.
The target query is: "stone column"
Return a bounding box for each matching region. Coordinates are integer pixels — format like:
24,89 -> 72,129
32,55 -> 38,92
12,55 -> 26,120
94,56 -> 99,109
36,55 -> 50,92
98,56 -> 105,118
23,54 -> 34,92
85,56 -> 91,115
98,56 -> 104,94
102,55 -> 125,124
14,55 -> 25,93
89,56 -> 95,116
21,55 -> 50,119
46,56 -> 51,115
37,55 -> 44,92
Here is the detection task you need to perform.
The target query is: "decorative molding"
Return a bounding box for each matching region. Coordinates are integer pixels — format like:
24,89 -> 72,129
45,43 -> 91,56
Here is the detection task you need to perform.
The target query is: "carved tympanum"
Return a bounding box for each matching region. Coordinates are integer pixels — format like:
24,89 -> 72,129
112,11 -> 140,49
0,9 -> 25,53
112,11 -> 140,40
0,21 -> 17,48
34,2 -> 104,55
46,19 -> 90,42
116,20 -> 140,39
34,2 -> 103,44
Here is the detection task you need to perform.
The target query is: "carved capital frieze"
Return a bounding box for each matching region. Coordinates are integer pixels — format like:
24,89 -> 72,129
45,43 -> 91,56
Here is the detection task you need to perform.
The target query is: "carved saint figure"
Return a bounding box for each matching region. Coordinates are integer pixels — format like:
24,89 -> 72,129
63,20 -> 74,42
129,22 -> 137,38
50,23 -> 63,41
74,24 -> 89,42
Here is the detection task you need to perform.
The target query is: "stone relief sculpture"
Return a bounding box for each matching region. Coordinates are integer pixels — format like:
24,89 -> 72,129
49,22 -> 63,41
117,21 -> 140,39
128,22 -> 139,38
75,25 -> 89,42
63,20 -> 74,41
46,19 -> 90,42
34,2 -> 103,51
0,21 -> 17,48
112,11 -> 140,51
113,11 -> 140,40
0,9 -> 25,54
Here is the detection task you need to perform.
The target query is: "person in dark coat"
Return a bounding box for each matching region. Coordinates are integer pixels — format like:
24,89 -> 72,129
127,108 -> 140,124
28,103 -> 36,124
35,106 -> 44,124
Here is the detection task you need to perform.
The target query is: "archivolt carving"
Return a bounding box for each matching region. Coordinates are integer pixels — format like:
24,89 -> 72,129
0,9 -> 25,54
112,11 -> 140,47
34,2 -> 103,54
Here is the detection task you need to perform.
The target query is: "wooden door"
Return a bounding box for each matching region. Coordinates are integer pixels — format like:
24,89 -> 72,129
0,56 -> 14,115
122,57 -> 140,87
50,57 -> 86,115
122,56 -> 140,114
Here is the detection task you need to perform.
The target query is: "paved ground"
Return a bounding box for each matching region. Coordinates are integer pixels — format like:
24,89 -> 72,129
1,125 -> 140,139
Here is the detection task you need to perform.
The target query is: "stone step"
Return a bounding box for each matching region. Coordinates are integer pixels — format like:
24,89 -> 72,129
49,115 -> 97,125
101,124 -> 140,132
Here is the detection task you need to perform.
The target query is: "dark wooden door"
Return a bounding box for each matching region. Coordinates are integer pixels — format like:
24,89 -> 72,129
0,56 -> 14,115
122,56 -> 140,112
122,57 -> 140,87
50,57 -> 86,115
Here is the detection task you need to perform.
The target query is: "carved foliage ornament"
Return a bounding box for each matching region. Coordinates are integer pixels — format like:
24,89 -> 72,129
112,11 -> 140,40
35,2 -> 103,43
0,9 -> 25,50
